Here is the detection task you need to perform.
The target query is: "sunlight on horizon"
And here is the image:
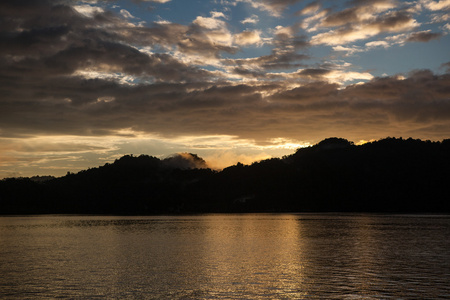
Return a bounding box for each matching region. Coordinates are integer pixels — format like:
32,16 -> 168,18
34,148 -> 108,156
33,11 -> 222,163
0,133 -> 313,178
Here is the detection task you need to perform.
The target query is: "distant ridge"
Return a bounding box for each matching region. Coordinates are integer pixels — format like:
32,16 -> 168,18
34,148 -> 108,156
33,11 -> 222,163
1,137 -> 449,214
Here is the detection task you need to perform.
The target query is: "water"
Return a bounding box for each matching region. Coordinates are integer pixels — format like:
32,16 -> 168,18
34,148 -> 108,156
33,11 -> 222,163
0,214 -> 449,299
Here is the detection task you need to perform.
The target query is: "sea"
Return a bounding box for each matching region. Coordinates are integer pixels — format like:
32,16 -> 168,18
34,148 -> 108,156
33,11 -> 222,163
0,214 -> 449,299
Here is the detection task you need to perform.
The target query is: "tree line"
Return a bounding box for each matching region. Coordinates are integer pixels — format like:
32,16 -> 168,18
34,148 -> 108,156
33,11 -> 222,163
1,137 -> 449,214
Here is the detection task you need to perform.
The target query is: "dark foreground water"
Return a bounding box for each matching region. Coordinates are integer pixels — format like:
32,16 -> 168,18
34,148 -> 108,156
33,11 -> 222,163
0,214 -> 449,299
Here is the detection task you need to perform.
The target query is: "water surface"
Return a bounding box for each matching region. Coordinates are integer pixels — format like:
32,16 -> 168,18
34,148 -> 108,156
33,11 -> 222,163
1,214 -> 449,299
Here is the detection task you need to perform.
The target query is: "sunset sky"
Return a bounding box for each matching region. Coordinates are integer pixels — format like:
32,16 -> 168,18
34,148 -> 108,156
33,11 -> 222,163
1,0 -> 449,178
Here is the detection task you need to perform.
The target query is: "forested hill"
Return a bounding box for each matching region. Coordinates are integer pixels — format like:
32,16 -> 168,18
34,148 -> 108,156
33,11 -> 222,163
1,137 -> 449,214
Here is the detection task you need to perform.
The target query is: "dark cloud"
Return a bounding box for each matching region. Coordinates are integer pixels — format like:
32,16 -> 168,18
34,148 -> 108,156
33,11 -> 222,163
260,53 -> 310,69
323,7 -> 360,27
0,0 -> 310,88
223,55 -> 309,79
1,0 -> 449,145
348,0 -> 393,7
321,0 -> 395,27
406,31 -> 442,42
268,81 -> 339,103
255,0 -> 304,15
297,68 -> 333,77
441,62 -> 450,73
1,63 -> 449,142
259,29 -> 310,69
343,71 -> 450,123
309,0 -> 421,45
223,27 -> 310,73
374,11 -> 415,31
231,67 -> 266,78
0,0 -> 237,84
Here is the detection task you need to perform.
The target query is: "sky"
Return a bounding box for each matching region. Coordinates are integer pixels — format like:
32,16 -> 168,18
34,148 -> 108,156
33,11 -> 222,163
0,0 -> 449,178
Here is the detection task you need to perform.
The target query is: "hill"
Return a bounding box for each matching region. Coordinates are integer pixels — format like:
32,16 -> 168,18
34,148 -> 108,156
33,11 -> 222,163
1,138 -> 449,214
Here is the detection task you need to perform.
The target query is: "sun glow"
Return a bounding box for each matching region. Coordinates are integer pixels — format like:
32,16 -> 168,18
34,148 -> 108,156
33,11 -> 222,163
0,132 -> 310,178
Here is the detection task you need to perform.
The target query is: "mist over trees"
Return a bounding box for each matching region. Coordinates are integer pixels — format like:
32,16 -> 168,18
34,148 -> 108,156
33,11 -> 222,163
1,138 -> 449,214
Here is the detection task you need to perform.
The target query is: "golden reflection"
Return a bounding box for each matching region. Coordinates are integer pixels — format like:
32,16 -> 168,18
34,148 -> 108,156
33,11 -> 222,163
351,215 -> 381,297
2,215 -> 448,298
198,214 -> 309,298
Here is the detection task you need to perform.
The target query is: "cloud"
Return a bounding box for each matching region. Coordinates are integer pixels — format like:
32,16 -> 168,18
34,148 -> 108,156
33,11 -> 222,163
297,1 -> 321,15
232,0 -> 303,17
406,30 -> 442,42
311,11 -> 420,45
186,13 -> 238,54
120,9 -> 136,19
193,16 -> 227,30
2,63 -> 448,142
441,61 -> 450,72
73,5 -> 105,17
321,0 -> 396,27
225,51 -> 309,72
302,0 -> 423,46
421,0 -> 450,11
211,11 -> 227,19
333,45 -> 364,55
163,153 -> 209,169
241,14 -> 259,24
0,0 -> 243,86
136,0 -> 172,3
2,139 -> 108,154
365,40 -> 390,48
269,68 -> 374,84
234,30 -> 262,46
0,135 -> 121,178
0,0 -> 314,85
222,24 -> 310,72
377,29 -> 443,47
430,12 -> 450,23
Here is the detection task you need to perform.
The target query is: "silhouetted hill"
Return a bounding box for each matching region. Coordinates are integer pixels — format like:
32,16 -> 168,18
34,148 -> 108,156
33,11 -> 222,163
1,137 -> 449,214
